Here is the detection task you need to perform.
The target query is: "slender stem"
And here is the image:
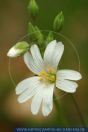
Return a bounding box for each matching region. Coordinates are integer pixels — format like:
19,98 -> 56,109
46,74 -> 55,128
8,58 -> 16,87
53,94 -> 69,127
71,94 -> 86,127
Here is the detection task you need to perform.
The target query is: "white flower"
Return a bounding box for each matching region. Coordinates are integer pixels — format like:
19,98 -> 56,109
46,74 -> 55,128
7,41 -> 29,58
16,40 -> 82,116
7,47 -> 21,57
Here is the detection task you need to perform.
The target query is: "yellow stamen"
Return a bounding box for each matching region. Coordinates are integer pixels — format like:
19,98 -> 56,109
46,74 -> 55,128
47,67 -> 55,73
39,68 -> 56,83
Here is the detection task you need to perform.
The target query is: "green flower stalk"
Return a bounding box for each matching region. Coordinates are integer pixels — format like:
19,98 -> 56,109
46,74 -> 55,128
28,0 -> 39,19
53,11 -> 64,32
7,41 -> 30,58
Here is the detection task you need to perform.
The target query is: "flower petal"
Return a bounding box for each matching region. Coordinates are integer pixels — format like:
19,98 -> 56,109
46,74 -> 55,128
24,51 -> 43,75
56,79 -> 78,93
57,70 -> 82,81
44,40 -> 64,69
17,77 -> 42,103
42,84 -> 54,116
30,44 -> 44,70
31,86 -> 44,115
16,77 -> 39,95
7,47 -> 20,57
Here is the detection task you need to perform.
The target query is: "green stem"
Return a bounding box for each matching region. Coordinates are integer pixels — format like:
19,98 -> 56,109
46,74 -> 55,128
71,94 -> 86,127
53,94 -> 69,127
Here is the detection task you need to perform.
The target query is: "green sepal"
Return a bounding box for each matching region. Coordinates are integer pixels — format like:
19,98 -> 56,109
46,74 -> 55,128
34,26 -> 44,46
15,41 -> 30,55
28,23 -> 44,46
45,31 -> 54,45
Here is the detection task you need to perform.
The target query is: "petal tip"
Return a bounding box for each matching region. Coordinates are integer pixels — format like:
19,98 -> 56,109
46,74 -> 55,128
79,73 -> 82,80
31,108 -> 38,115
17,98 -> 23,103
15,90 -> 19,95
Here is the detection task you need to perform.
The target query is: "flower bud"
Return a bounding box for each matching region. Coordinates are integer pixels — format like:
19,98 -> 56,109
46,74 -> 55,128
53,11 -> 64,32
46,31 -> 54,45
28,23 -> 43,45
7,41 -> 30,58
28,0 -> 39,18
34,26 -> 44,45
28,22 -> 35,39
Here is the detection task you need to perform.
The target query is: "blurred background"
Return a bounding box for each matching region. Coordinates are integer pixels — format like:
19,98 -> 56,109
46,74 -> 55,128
0,0 -> 88,131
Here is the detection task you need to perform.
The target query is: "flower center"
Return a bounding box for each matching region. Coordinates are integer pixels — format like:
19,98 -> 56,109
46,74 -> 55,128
39,68 -> 56,83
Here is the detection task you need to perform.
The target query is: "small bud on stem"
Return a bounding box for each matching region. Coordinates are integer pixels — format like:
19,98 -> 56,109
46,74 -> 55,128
7,41 -> 30,58
28,0 -> 39,19
53,11 -> 64,32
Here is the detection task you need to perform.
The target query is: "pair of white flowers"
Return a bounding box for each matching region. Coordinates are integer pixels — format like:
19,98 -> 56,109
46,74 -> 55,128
7,40 -> 82,116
